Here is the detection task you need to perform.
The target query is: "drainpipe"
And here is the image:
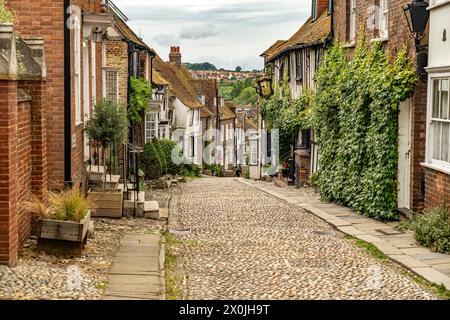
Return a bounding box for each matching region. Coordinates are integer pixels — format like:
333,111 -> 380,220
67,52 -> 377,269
64,0 -> 73,187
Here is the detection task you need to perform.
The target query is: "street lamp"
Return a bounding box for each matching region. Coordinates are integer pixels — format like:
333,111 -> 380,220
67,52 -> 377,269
403,0 -> 430,76
155,86 -> 165,101
92,27 -> 103,43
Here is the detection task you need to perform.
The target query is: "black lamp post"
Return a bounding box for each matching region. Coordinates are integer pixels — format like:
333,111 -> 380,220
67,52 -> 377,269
403,0 -> 430,76
155,86 -> 165,101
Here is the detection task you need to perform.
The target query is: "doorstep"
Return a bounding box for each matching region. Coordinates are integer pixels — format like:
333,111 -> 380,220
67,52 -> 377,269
237,178 -> 450,290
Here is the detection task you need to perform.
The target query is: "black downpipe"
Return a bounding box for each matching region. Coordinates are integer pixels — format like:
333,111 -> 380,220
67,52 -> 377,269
64,0 -> 73,187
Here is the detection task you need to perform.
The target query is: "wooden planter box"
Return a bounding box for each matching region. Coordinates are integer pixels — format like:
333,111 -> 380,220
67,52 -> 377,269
36,211 -> 91,257
87,188 -> 123,218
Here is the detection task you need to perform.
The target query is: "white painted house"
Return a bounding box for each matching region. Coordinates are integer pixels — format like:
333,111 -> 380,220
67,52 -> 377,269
423,0 -> 450,208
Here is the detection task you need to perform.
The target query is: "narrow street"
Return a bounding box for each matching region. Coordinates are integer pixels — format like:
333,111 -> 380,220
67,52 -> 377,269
168,178 -> 437,300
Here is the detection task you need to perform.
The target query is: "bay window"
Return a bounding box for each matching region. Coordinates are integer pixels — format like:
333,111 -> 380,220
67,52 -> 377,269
428,77 -> 450,169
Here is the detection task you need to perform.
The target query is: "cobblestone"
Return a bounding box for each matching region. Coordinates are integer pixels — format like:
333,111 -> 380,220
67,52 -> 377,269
168,178 -> 438,300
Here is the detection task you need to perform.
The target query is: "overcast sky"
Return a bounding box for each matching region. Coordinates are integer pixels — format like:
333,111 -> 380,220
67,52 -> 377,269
112,0 -> 312,71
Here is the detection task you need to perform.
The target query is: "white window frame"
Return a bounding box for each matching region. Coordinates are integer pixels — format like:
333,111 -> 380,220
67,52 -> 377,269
102,42 -> 107,98
145,112 -> 158,143
83,40 -> 90,161
379,0 -> 389,39
91,40 -> 97,104
349,0 -> 357,44
249,139 -> 258,165
426,73 -> 450,173
74,21 -> 82,125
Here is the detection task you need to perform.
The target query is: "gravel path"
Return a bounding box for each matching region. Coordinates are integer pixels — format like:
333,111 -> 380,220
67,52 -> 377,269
168,178 -> 438,300
0,218 -> 164,300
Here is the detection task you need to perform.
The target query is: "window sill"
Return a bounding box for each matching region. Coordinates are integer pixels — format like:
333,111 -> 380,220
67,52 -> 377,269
370,37 -> 389,43
421,162 -> 450,176
75,121 -> 83,127
343,42 -> 356,48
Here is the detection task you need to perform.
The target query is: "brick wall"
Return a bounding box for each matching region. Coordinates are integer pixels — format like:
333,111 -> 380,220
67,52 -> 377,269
333,0 -> 427,212
0,80 -> 19,267
16,99 -> 32,245
6,0 -> 104,190
424,168 -> 450,210
106,40 -> 129,105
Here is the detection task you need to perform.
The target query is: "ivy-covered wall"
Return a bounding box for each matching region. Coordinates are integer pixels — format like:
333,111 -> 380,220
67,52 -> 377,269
314,41 -> 417,221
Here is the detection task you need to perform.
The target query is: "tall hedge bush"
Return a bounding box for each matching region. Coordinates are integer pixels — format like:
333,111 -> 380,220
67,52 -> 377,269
141,140 -> 162,180
159,139 -> 181,175
152,138 -> 168,175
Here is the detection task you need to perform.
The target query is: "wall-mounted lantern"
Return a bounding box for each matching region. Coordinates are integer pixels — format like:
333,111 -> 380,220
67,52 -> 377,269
403,0 -> 430,77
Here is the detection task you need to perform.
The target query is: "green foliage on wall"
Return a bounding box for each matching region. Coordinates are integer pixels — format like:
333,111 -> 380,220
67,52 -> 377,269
0,0 -> 14,24
313,40 -> 418,221
128,77 -> 151,123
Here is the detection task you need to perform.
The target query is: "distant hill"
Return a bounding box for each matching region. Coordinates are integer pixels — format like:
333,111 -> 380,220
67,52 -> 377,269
184,62 -> 217,71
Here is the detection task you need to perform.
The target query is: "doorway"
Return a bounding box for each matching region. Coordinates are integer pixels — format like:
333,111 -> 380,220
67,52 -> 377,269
398,99 -> 412,210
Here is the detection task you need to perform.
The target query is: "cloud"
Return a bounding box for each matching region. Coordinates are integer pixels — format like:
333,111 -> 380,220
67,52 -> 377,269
153,34 -> 180,47
179,24 -> 219,40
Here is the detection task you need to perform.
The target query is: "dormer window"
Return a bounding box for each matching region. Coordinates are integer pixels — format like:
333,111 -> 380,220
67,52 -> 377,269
197,95 -> 206,105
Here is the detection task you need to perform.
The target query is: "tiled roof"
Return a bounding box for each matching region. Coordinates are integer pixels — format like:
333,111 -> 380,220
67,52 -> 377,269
153,55 -> 203,109
260,40 -> 287,57
219,104 -> 236,121
266,11 -> 331,62
152,69 -> 169,86
189,79 -> 218,114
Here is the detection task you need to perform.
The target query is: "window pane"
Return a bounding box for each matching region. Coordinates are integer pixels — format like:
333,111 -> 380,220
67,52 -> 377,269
442,122 -> 449,162
433,79 -> 440,118
433,122 -> 442,160
441,79 -> 449,120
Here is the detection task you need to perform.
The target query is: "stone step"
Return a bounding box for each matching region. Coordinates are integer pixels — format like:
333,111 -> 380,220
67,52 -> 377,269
144,201 -> 160,220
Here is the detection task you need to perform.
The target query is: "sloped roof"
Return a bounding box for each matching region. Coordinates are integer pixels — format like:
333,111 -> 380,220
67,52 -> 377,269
260,40 -> 287,57
111,11 -> 151,50
189,79 -> 218,113
266,11 -> 331,62
153,55 -> 203,109
219,105 -> 236,121
152,69 -> 169,86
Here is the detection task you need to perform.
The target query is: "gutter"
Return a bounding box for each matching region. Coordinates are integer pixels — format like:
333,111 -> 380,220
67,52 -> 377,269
64,0 -> 73,187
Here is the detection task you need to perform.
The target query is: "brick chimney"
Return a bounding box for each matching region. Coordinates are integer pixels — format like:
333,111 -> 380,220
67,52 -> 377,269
169,46 -> 182,65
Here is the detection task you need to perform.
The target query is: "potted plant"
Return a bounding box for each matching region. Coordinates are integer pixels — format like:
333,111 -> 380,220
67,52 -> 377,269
85,99 -> 128,218
23,189 -> 91,257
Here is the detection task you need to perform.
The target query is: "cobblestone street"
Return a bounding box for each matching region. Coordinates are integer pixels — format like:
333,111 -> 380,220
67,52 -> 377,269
168,178 -> 438,300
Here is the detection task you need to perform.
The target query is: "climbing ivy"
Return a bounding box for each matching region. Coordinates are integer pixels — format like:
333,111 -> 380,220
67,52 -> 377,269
0,0 -> 14,24
128,76 -> 151,123
260,78 -> 314,161
314,40 -> 418,221
260,39 -> 417,220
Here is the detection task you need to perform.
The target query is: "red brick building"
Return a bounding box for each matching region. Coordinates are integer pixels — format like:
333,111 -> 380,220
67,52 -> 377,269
0,0 -> 114,266
332,0 -> 428,214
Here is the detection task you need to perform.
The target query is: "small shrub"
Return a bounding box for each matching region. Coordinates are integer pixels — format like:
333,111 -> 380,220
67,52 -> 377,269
407,203 -> 450,254
141,140 -> 163,180
153,138 -> 168,175
23,189 -> 90,222
243,166 -> 250,179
